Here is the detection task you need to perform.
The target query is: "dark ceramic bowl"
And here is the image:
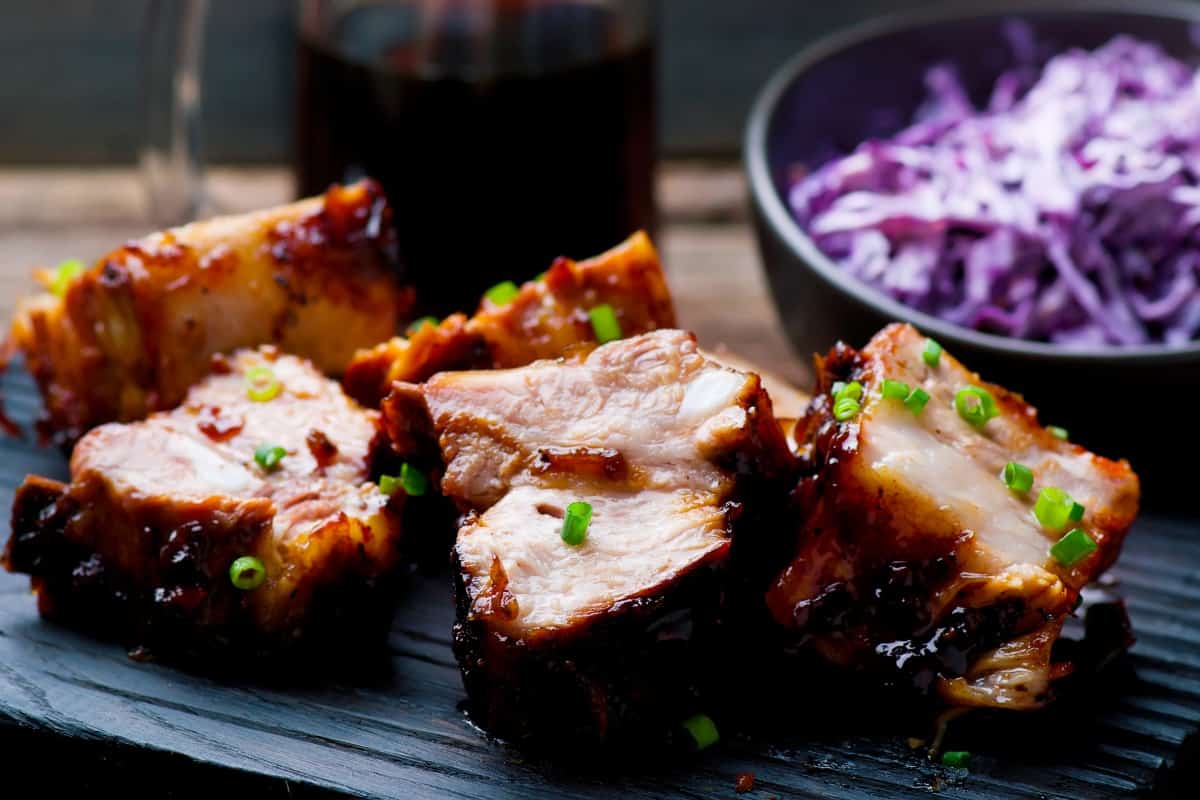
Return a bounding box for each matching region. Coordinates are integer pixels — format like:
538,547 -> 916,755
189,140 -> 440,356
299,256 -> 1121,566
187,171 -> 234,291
746,0 -> 1200,497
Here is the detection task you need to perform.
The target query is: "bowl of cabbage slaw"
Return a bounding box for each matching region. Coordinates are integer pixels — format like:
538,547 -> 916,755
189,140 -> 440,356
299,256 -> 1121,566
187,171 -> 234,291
747,0 -> 1200,491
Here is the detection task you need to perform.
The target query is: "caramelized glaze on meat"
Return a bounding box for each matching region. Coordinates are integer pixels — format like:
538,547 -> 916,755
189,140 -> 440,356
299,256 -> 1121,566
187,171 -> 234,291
3,348 -> 404,659
343,231 -> 675,406
7,180 -> 412,444
767,324 -> 1139,709
385,330 -> 796,745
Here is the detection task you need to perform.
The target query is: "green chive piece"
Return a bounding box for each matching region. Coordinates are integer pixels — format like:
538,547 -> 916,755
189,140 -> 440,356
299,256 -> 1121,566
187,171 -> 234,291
229,555 -> 266,590
903,387 -> 931,415
1003,462 -> 1034,493
406,316 -> 439,336
49,259 -> 86,297
1051,528 -> 1098,567
245,366 -> 282,402
955,386 -> 998,428
923,338 -> 943,368
837,380 -> 863,401
881,379 -> 911,400
1047,425 -> 1069,441
831,380 -> 863,420
941,750 -> 971,768
379,464 -> 428,497
535,271 -> 547,282
681,714 -> 720,751
1069,501 -> 1086,522
254,443 -> 287,471
561,500 -> 593,546
833,397 -> 861,422
1033,486 -> 1076,531
588,304 -> 623,344
484,280 -> 520,306
400,463 -> 427,496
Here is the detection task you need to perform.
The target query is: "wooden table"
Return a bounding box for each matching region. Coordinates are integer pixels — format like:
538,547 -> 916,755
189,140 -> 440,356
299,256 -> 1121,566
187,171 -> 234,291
0,164 -> 810,386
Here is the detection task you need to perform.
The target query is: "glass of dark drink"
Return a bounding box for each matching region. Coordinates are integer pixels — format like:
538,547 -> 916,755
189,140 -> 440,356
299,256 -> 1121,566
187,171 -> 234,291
296,0 -> 658,314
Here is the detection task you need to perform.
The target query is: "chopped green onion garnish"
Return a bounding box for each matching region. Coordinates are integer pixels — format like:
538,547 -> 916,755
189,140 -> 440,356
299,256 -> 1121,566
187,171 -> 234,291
954,386 -> 998,428
484,280 -> 520,306
406,316 -> 438,336
1047,425 -> 1069,441
1033,486 -> 1077,531
922,338 -> 943,368
903,387 -> 931,415
49,259 -> 85,297
380,463 -> 428,496
941,750 -> 971,768
254,443 -> 287,471
561,500 -> 592,546
400,463 -> 427,496
229,555 -> 266,590
245,366 -> 282,402
833,397 -> 861,422
681,714 -> 720,751
1069,501 -> 1085,522
1051,528 -> 1098,567
588,304 -> 623,344
830,380 -> 847,398
882,379 -> 910,400
837,380 -> 863,402
535,271 -> 547,282
1003,462 -> 1034,493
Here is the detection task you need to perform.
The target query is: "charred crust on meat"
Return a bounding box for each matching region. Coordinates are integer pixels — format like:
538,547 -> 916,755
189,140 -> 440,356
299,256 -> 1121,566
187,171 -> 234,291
4,350 -> 407,667
452,549 -> 727,750
6,180 -> 413,445
417,331 -> 800,748
770,324 -> 1140,709
533,446 -> 628,481
306,428 -> 339,468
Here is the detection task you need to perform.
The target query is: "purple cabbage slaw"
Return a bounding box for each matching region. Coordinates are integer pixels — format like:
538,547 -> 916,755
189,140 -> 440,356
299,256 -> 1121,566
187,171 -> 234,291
788,33 -> 1200,347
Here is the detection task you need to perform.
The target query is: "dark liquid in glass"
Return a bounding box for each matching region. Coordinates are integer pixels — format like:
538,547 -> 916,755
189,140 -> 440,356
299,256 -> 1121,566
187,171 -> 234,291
295,3 -> 656,315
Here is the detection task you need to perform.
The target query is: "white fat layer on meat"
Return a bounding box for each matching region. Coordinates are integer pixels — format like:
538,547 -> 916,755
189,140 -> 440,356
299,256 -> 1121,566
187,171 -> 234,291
864,401 -> 1051,568
459,485 -> 728,631
76,423 -> 260,498
71,350 -> 387,538
859,325 -> 1123,578
429,330 -> 755,501
432,330 -> 757,634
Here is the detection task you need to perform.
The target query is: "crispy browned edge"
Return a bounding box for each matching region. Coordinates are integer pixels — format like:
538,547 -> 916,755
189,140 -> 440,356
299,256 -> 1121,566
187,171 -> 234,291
379,336 -> 799,747
343,230 -> 676,407
768,322 -> 1140,707
4,179 -> 412,446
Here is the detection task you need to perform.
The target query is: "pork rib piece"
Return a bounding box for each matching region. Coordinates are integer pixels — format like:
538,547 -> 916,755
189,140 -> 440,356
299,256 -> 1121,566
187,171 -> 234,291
6,180 -> 412,444
343,231 -> 675,406
767,323 -> 1140,709
4,348 -> 405,660
384,329 -> 796,746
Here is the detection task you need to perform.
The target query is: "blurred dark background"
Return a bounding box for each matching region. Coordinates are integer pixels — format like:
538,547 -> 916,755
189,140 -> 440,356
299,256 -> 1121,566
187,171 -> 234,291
2,0 -> 1003,164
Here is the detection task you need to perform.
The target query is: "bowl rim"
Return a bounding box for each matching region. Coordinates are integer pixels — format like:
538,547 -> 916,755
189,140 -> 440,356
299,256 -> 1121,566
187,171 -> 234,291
744,0 -> 1200,364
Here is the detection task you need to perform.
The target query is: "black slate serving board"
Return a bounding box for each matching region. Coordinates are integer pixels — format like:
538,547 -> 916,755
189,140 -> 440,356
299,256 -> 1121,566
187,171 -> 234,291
1,366 -> 1198,799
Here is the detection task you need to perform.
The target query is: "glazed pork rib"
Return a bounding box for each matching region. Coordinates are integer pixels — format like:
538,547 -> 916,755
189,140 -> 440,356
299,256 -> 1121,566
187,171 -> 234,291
768,324 -> 1139,709
7,180 -> 412,443
384,329 -> 796,745
3,348 -> 406,659
343,230 -> 675,406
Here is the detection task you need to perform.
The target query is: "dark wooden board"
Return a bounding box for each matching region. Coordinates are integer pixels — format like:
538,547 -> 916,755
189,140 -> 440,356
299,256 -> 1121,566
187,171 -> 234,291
1,366 -> 1198,799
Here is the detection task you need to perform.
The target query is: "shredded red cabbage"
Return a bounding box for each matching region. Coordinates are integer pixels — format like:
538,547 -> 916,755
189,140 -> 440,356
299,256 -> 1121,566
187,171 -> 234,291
789,33 -> 1200,347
